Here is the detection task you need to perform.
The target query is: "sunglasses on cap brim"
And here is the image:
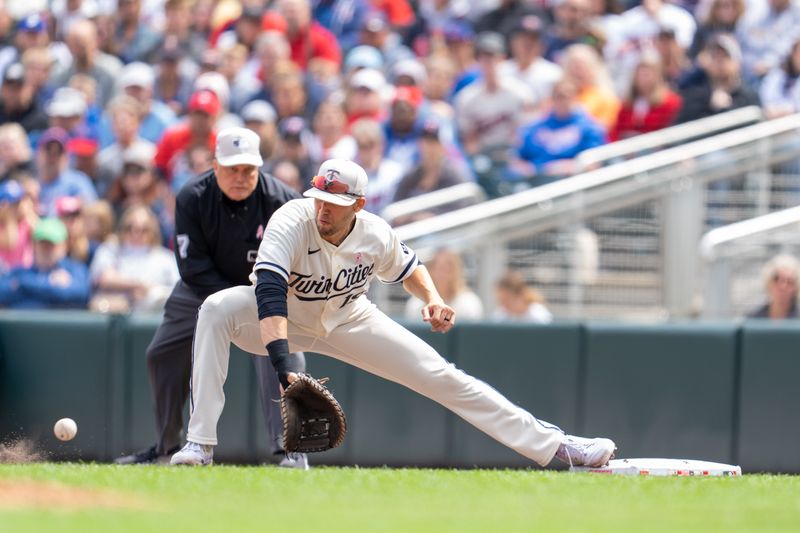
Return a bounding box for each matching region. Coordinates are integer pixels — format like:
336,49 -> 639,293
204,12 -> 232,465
310,174 -> 362,198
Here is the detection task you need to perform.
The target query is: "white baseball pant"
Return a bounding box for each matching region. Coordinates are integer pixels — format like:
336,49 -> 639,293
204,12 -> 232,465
187,285 -> 565,466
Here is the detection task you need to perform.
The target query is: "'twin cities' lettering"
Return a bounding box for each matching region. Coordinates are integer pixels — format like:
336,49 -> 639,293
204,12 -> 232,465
289,263 -> 375,305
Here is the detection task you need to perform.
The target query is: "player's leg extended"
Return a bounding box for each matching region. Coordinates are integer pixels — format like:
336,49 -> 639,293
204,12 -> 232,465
186,285 -> 257,445
146,281 -> 204,455
307,310 -> 565,466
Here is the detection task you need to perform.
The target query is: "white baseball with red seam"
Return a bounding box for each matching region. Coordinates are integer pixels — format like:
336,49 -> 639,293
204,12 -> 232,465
54,418 -> 77,441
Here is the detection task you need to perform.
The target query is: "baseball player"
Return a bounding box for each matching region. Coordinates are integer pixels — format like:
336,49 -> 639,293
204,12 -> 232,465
172,159 -> 616,467
115,127 -> 307,468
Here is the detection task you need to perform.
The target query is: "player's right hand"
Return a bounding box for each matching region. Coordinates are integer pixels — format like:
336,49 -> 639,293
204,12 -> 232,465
422,302 -> 456,333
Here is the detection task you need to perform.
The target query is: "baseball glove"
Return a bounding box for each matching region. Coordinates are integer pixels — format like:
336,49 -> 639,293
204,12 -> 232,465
281,374 -> 347,453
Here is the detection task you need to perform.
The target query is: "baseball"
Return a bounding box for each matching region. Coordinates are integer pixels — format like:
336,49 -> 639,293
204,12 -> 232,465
53,418 -> 77,441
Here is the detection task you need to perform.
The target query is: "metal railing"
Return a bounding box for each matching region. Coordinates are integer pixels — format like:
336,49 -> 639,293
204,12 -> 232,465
575,106 -> 763,171
379,182 -> 487,226
699,206 -> 800,318
374,113 -> 800,320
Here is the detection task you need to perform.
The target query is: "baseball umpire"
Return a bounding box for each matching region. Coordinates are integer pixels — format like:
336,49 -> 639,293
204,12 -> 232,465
115,127 -> 307,467
171,159 -> 616,468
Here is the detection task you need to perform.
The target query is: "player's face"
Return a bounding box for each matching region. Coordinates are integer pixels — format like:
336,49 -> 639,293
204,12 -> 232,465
214,161 -> 259,201
314,198 -> 365,245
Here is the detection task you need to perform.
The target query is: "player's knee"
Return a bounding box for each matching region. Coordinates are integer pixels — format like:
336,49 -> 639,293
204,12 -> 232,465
197,293 -> 231,328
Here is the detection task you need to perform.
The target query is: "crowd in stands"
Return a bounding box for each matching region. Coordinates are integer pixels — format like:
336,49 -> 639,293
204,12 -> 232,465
1,0 -> 800,315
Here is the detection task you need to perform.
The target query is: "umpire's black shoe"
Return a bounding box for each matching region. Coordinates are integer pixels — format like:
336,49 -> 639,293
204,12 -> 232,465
278,452 -> 309,470
114,444 -> 179,465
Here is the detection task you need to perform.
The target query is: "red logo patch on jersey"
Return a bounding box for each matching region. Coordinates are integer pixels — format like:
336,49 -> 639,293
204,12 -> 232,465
354,252 -> 362,264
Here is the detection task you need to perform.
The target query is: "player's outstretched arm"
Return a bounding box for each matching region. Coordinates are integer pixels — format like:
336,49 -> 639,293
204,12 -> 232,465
402,265 -> 456,333
255,269 -> 298,388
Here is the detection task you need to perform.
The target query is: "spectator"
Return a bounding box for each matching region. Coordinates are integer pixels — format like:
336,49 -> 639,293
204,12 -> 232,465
442,21 -> 480,98
154,89 -> 220,183
610,0 -> 697,59
544,0 -> 595,63
45,86 -> 89,139
0,62 -> 48,136
610,52 -> 683,141
270,159 -> 304,193
241,100 -> 280,170
0,122 -> 36,182
560,44 -> 621,131
152,44 -> 196,116
50,19 -> 122,107
66,135 -> 101,188
454,32 -> 534,158
344,67 -> 387,125
273,116 -> 318,183
0,217 -> 90,309
261,0 -> 342,72
54,195 -> 95,266
689,0 -> 746,58
653,26 -> 693,88
512,78 -> 606,185
747,254 -> 800,319
736,0 -> 800,85
356,11 -> 413,72
239,32 -> 291,109
676,34 -> 760,123
105,61 -> 177,147
34,127 -> 98,216
97,95 -> 156,196
492,270 -> 553,323
313,0 -> 370,52
309,98 -> 357,162
343,44 -> 385,79
759,37 -> 800,118
384,85 -> 424,176
21,46 -> 56,109
351,118 -> 403,217
89,204 -> 179,313
423,55 -> 458,122
405,248 -> 484,320
68,73 -> 103,141
0,180 -> 37,271
172,143 -> 215,194
108,142 -> 174,246
82,199 -> 116,249
475,0 -> 547,41
392,120 -> 471,221
498,15 -> 564,104
162,0 -> 209,64
112,0 -> 161,64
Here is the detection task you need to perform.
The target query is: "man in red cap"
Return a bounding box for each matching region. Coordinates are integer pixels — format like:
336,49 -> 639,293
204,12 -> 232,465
154,90 -> 220,183
261,0 -> 341,72
383,85 -> 424,176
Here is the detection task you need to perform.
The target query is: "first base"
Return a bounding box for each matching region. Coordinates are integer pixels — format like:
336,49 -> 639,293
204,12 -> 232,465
570,458 -> 742,476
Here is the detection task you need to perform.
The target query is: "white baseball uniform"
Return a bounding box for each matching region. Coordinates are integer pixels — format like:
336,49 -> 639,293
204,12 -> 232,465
187,198 -> 565,465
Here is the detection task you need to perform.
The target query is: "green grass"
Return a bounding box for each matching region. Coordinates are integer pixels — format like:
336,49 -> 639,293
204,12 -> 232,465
0,464 -> 798,532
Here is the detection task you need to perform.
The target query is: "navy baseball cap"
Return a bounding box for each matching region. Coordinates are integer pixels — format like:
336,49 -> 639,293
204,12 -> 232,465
0,180 -> 24,204
17,13 -> 47,33
443,20 -> 475,43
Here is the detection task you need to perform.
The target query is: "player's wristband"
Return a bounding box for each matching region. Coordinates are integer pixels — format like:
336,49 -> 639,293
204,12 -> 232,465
266,339 -> 292,389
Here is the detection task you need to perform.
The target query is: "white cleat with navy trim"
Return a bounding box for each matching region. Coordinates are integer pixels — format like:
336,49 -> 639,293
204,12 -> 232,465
555,435 -> 616,467
170,441 -> 214,466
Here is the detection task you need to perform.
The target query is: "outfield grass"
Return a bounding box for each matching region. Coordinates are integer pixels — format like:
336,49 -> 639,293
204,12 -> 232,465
0,464 -> 798,532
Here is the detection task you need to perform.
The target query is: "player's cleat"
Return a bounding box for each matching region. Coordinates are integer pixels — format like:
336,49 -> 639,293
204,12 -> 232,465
114,444 -> 179,465
555,435 -> 616,467
278,452 -> 309,470
170,441 -> 214,466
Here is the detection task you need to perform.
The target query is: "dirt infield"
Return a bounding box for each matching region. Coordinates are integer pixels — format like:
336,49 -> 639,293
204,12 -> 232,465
0,480 -> 140,510
0,440 -> 42,464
